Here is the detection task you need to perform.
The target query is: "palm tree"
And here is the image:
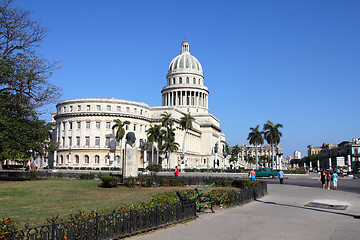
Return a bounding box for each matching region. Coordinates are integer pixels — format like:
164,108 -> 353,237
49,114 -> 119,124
179,113 -> 194,165
247,125 -> 264,170
222,142 -> 230,169
112,119 -> 130,174
146,124 -> 162,164
160,111 -> 174,128
160,127 -> 179,169
263,120 -> 283,169
231,144 -> 240,168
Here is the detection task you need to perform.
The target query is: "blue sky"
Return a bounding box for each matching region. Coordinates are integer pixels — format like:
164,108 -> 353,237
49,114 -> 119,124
14,0 -> 360,157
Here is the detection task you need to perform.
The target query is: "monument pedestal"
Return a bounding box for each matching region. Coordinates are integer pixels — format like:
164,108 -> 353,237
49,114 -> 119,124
124,146 -> 138,178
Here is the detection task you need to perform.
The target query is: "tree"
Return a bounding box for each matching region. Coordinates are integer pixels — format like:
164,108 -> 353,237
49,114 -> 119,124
160,127 -> 179,169
146,124 -> 161,164
112,119 -> 130,175
179,112 -> 194,166
247,125 -> 264,169
263,120 -> 283,169
231,144 -> 240,168
0,92 -> 55,169
0,0 -> 60,110
222,142 -> 230,169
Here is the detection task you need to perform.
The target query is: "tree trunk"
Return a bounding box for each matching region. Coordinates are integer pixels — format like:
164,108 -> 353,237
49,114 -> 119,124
151,143 -> 154,165
255,145 -> 259,169
272,144 -> 275,168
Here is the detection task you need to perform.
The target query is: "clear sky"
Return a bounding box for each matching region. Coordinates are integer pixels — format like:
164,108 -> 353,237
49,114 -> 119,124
13,0 -> 360,157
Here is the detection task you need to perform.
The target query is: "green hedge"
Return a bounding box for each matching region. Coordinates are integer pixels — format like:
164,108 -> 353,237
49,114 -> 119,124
100,174 -> 119,188
146,164 -> 162,172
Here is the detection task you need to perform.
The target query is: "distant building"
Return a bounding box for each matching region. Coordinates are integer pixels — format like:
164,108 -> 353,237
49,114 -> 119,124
294,150 -> 301,159
307,145 -> 322,156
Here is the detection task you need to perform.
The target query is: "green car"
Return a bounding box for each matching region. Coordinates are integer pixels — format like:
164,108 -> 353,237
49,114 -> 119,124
255,168 -> 279,179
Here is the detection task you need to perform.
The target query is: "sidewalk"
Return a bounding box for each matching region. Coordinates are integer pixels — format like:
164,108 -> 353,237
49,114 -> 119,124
127,184 -> 360,240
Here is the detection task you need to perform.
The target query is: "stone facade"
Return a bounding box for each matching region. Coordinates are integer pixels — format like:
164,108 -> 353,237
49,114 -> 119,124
50,40 -> 226,170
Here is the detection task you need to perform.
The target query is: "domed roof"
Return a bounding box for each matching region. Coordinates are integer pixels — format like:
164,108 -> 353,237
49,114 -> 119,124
167,40 -> 203,77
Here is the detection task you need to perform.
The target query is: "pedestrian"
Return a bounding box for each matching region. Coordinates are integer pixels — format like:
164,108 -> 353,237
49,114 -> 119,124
174,166 -> 179,177
326,170 -> 332,190
278,169 -> 284,184
250,169 -> 256,181
318,169 -> 326,189
332,170 -> 339,190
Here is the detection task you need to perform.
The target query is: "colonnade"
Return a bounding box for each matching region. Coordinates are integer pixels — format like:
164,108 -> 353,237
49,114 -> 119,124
162,90 -> 208,108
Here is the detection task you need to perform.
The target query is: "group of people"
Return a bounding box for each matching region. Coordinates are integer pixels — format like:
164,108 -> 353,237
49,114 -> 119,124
318,168 -> 339,190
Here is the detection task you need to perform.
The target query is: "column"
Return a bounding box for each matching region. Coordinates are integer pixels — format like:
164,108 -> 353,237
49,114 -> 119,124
347,155 -> 351,172
329,157 -> 332,169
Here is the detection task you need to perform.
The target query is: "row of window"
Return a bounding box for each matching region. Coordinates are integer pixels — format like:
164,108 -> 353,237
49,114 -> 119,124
168,77 -> 202,85
58,155 -> 120,165
59,121 -> 145,132
58,104 -> 148,115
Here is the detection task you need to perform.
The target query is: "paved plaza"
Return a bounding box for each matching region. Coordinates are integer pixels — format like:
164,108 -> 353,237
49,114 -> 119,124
127,184 -> 360,240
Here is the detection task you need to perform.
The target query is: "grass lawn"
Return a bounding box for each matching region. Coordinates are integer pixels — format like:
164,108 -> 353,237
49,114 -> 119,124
0,179 -> 192,228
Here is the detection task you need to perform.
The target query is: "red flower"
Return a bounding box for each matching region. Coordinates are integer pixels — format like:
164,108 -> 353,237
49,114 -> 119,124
4,221 -> 8,225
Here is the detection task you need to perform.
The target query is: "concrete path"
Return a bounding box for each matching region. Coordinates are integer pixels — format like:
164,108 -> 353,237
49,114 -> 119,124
127,184 -> 360,240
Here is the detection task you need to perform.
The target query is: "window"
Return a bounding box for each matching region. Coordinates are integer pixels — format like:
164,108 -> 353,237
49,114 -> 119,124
193,78 -> 196,84
62,137 -> 65,146
94,155 -> 100,164
106,122 -> 111,129
86,122 -> 90,129
140,125 -> 142,132
76,137 -> 80,146
134,108 -> 137,113
96,122 -> 100,129
173,78 -> 175,84
87,105 -> 90,111
60,156 -> 63,164
69,122 -> 72,130
78,105 -> 81,111
77,121 -> 81,129
126,107 -> 130,112
186,77 -> 189,84
75,155 -> 79,164
140,110 -> 143,115
63,107 -> 66,112
69,106 -> 73,112
62,122 -> 65,131
96,105 -> 101,111
117,106 -> 121,111
68,137 -> 72,147
85,137 -> 90,146
95,137 -> 100,146
84,155 -> 89,164
107,105 -> 111,111
199,79 -> 201,84
105,137 -> 110,147
179,77 -> 182,84
133,124 -> 136,131
126,125 -> 129,130
105,155 -> 109,164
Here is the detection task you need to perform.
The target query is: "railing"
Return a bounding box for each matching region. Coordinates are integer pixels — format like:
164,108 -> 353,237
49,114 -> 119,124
0,200 -> 197,240
226,182 -> 267,205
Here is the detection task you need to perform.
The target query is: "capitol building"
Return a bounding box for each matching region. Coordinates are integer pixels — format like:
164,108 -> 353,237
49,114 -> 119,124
50,40 -> 226,170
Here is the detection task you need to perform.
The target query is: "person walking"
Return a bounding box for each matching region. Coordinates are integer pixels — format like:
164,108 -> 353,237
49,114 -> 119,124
174,166 -> 179,177
332,170 -> 339,190
318,170 -> 326,189
326,170 -> 332,190
250,169 -> 256,181
278,170 -> 284,184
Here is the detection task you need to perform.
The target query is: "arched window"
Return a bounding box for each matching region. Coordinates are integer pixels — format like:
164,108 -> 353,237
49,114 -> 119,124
186,77 -> 189,84
75,155 -> 79,164
179,77 -> 182,84
84,155 -> 89,164
199,79 -> 201,85
60,155 -> 64,164
94,155 -> 100,164
105,155 -> 110,165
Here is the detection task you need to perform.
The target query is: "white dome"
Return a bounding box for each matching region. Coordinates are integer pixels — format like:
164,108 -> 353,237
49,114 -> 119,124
167,41 -> 203,77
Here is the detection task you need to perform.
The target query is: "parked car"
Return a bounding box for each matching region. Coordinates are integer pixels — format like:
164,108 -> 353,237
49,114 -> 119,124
255,168 -> 279,179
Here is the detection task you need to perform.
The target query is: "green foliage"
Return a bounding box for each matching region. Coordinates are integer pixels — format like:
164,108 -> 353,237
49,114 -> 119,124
0,217 -> 18,234
30,171 -> 38,180
231,179 -> 260,189
124,177 -> 136,188
100,174 -> 119,188
137,177 -> 155,187
214,180 -> 233,187
170,178 -> 187,186
77,173 -> 95,180
146,164 -> 162,172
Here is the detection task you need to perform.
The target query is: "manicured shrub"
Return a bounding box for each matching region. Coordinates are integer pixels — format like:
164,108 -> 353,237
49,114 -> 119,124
214,180 -> 233,187
231,179 -> 260,189
78,173 -> 95,180
138,177 -> 155,187
146,164 -> 162,172
101,167 -> 110,171
170,178 -> 187,186
30,171 -> 38,180
100,174 -> 119,188
124,177 -> 136,188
